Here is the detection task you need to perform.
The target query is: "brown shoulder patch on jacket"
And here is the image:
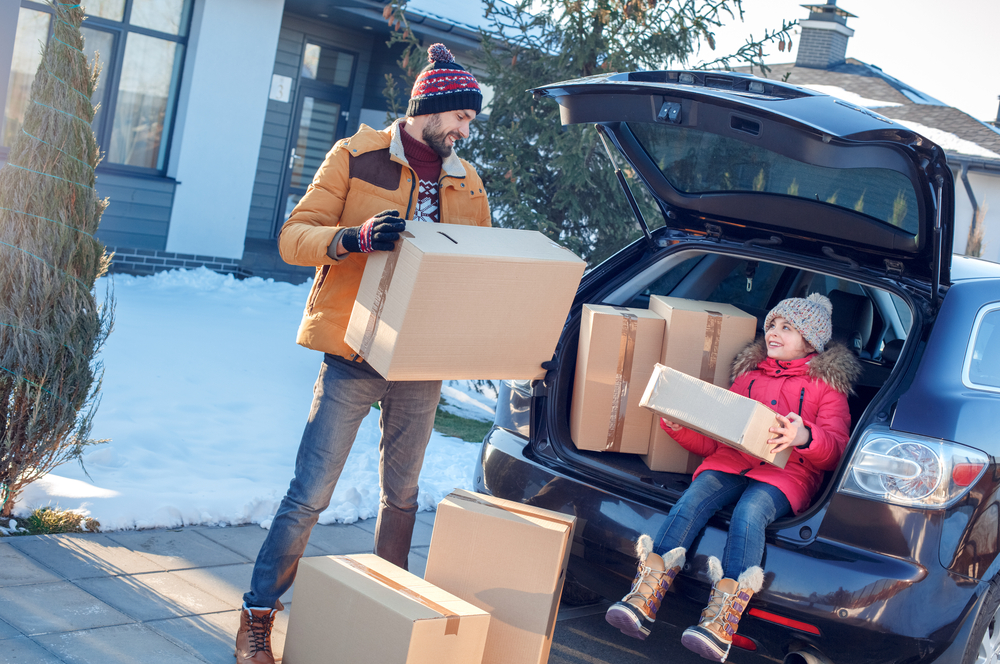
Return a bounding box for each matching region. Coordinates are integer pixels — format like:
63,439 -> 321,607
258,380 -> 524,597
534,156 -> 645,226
348,148 -> 401,191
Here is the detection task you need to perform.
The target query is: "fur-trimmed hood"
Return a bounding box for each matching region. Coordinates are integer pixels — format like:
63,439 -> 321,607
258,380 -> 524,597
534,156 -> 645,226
731,338 -> 862,395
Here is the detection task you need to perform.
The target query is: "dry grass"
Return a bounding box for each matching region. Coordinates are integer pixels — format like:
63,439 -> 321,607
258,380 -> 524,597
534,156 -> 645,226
0,506 -> 100,536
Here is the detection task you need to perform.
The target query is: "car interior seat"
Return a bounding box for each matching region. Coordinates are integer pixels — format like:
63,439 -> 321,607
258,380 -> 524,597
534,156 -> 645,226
828,290 -> 874,357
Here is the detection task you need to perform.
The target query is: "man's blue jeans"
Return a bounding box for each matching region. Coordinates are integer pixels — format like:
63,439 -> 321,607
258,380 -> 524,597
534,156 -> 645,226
243,355 -> 442,610
653,470 -> 791,578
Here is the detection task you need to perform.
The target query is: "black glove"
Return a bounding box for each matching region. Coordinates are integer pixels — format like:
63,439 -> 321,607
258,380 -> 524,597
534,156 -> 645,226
341,210 -> 405,253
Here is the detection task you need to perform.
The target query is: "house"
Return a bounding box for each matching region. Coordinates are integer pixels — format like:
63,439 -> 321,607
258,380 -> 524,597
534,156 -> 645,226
4,0 -> 997,280
0,0 -> 487,283
741,0 -> 1000,263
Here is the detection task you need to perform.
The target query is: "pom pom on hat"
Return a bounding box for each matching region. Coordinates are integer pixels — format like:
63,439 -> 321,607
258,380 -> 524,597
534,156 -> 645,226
427,43 -> 455,63
764,293 -> 834,352
407,43 -> 482,117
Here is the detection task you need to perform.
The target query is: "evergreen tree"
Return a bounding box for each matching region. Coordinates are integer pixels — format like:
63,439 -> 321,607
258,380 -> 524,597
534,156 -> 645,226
384,0 -> 794,265
0,1 -> 114,518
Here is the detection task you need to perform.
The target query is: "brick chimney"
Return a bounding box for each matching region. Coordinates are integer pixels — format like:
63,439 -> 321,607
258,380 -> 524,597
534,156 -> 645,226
795,1 -> 857,69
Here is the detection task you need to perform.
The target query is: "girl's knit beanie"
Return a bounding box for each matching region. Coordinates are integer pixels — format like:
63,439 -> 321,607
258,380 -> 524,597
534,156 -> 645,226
764,293 -> 834,352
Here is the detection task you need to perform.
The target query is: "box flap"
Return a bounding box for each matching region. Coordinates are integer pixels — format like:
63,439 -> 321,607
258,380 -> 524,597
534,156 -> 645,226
404,221 -> 586,264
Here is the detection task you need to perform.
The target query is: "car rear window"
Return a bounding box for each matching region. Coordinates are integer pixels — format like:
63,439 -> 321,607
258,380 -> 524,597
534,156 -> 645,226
628,122 -> 920,235
966,306 -> 1000,391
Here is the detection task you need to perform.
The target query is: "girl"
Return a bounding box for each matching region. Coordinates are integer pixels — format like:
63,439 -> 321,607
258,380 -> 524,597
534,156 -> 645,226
605,293 -> 862,662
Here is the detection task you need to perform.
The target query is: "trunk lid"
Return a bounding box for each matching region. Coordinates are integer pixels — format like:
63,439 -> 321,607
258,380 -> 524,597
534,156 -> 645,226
532,70 -> 954,293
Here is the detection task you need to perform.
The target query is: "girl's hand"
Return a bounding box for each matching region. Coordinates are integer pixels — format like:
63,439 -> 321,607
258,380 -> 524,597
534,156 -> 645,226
661,417 -> 682,432
768,413 -> 811,453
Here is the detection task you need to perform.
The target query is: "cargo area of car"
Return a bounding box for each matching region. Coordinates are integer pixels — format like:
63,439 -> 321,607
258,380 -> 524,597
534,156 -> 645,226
548,245 -> 917,515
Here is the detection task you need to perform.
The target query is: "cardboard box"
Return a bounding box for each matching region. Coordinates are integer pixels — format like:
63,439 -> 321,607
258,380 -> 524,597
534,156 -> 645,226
283,553 -> 490,664
345,221 -> 586,381
644,296 -> 758,472
640,364 -> 790,468
424,489 -> 577,664
570,304 -> 664,454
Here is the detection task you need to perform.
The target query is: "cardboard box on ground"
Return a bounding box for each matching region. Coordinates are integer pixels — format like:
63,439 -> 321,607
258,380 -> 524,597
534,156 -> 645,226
283,554 -> 490,664
640,364 -> 791,468
644,296 -> 758,472
570,304 -> 664,454
425,489 -> 576,664
346,221 -> 586,381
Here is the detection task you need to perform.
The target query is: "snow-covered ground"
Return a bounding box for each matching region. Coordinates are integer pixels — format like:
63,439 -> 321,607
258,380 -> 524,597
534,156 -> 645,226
10,268 -> 498,532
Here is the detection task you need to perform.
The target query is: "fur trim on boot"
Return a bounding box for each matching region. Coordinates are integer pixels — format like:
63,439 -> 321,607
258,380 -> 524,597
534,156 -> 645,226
605,537 -> 685,641
737,566 -> 764,594
681,566 -> 762,663
636,534 -> 654,560
706,556 -> 724,584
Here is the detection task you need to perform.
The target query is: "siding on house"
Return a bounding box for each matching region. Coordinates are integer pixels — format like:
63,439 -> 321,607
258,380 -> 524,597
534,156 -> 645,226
93,172 -> 177,250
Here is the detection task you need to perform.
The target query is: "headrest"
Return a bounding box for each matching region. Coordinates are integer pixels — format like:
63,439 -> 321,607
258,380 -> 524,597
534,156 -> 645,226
829,290 -> 874,354
882,338 -> 904,364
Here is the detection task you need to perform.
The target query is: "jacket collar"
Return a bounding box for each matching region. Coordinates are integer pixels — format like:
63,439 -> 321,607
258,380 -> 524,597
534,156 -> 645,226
388,120 -> 466,180
731,337 -> 863,395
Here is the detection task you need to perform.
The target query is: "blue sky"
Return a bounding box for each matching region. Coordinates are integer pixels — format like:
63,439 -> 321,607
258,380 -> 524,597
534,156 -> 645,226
704,0 -> 1000,122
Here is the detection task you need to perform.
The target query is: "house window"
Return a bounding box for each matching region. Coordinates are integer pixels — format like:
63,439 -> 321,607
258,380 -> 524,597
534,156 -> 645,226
3,0 -> 192,173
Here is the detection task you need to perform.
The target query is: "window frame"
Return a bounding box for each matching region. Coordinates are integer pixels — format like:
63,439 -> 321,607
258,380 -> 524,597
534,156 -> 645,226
5,0 -> 192,176
963,303 -> 1000,394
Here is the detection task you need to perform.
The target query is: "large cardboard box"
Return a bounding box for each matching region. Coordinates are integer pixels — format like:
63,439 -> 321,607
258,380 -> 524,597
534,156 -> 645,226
640,364 -> 790,468
644,296 -> 758,472
345,221 -> 586,381
424,489 -> 576,664
283,553 -> 490,664
570,304 -> 664,454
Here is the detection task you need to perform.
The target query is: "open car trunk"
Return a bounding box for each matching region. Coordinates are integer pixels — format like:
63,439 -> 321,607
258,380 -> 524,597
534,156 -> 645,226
540,240 -> 924,529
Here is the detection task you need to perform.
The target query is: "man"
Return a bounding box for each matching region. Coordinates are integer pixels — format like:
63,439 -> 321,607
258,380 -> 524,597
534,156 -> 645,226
235,43 -> 490,664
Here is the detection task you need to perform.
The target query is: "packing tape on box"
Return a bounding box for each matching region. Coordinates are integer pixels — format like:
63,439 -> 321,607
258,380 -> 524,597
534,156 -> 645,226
606,308 -> 638,452
449,491 -> 573,529
700,311 -> 723,383
335,556 -> 462,635
358,233 -> 413,360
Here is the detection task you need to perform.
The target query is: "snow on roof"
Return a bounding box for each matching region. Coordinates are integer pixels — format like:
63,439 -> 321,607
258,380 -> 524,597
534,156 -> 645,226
798,83 -> 902,109
406,0 -> 492,33
894,119 -> 1000,159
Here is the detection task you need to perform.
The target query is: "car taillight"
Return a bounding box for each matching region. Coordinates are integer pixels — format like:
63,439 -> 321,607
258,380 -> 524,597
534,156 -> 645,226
838,427 -> 988,509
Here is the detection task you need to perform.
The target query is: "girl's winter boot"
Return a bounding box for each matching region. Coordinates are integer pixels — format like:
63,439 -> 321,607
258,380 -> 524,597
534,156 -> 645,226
604,535 -> 685,640
681,557 -> 763,662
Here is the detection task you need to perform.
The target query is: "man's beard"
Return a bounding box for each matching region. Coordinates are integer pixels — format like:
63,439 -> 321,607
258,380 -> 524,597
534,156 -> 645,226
422,116 -> 462,158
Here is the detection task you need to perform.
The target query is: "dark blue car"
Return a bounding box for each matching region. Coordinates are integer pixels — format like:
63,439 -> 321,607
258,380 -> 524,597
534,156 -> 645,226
476,70 -> 1000,664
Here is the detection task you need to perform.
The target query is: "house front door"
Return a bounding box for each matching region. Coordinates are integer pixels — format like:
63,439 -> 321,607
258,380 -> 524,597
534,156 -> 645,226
275,41 -> 356,234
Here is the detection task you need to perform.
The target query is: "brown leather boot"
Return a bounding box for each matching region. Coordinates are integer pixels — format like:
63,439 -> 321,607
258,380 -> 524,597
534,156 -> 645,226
681,558 -> 763,662
235,604 -> 278,664
605,535 -> 685,640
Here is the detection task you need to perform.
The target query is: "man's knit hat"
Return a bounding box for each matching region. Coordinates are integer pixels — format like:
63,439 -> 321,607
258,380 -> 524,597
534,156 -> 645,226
407,43 -> 483,117
764,293 -> 834,352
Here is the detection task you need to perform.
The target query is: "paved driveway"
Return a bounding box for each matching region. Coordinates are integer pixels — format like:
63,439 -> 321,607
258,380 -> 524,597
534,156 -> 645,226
0,516 -> 712,664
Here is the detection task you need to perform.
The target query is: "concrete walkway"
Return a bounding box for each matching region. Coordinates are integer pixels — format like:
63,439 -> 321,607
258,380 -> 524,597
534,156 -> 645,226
0,514 -> 704,664
0,514 -> 436,663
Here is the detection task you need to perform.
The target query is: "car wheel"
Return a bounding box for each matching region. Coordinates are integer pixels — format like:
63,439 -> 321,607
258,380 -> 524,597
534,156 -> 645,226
964,576 -> 1000,664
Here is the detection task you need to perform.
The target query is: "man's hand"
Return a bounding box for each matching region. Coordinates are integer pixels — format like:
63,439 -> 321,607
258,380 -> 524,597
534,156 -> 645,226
340,210 -> 405,253
768,412 -> 811,453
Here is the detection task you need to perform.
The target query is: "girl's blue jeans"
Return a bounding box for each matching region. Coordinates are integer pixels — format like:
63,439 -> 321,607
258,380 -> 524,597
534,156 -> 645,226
653,470 -> 791,578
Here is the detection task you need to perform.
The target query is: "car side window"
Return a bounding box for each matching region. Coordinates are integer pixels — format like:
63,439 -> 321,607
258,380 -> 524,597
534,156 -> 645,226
967,307 -> 1000,390
706,260 -> 785,324
644,256 -> 702,296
